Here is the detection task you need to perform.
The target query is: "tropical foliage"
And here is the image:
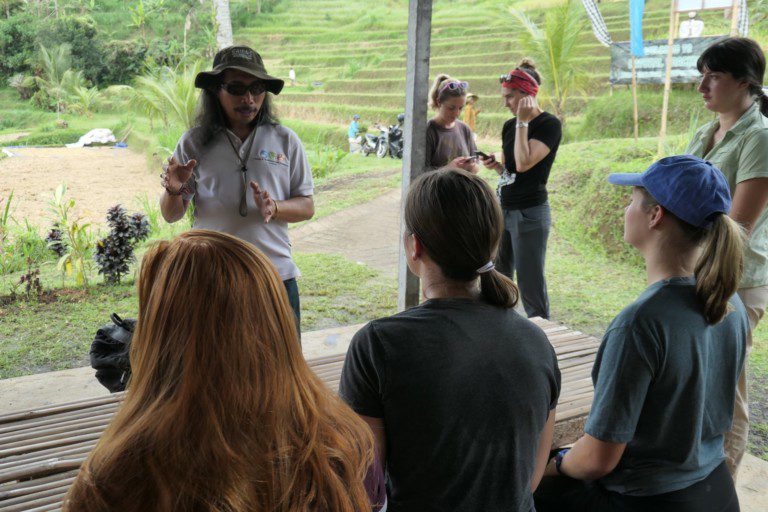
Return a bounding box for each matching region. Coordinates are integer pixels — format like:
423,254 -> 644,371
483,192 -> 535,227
509,0 -> 589,124
130,60 -> 203,129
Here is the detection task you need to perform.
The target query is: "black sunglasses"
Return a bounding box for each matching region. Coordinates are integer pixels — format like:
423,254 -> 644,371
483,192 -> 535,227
220,81 -> 267,96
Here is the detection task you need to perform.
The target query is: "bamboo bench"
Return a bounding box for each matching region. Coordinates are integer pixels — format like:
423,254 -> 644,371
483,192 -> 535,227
0,317 -> 599,511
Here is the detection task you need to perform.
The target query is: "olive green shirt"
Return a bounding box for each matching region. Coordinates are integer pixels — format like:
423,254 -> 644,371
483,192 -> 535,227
687,102 -> 768,288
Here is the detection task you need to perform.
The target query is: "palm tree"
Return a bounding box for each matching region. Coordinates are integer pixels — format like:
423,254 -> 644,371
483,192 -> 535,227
213,0 -> 233,49
32,44 -> 85,117
131,61 -> 204,130
509,0 -> 589,126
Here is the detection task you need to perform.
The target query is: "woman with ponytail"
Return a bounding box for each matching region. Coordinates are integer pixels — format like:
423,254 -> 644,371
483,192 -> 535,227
534,156 -> 748,512
340,168 -> 561,511
64,230 -> 384,512
686,36 -> 768,478
425,74 -> 479,173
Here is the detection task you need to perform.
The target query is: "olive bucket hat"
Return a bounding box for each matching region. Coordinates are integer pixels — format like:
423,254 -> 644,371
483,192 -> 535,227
194,46 -> 284,95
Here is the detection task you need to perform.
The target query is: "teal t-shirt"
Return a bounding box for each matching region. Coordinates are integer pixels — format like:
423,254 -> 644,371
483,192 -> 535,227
585,277 -> 748,496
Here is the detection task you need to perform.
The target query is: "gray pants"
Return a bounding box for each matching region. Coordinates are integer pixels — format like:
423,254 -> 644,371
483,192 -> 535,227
497,203 -> 551,319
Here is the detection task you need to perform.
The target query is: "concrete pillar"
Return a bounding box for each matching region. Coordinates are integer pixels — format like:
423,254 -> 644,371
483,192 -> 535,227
398,0 -> 432,311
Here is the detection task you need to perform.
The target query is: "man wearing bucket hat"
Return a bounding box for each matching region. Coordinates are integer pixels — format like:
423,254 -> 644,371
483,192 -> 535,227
160,45 -> 314,330
535,156 -> 747,512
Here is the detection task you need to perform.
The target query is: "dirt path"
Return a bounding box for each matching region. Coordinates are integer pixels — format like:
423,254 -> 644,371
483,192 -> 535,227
0,147 -> 157,229
291,188 -> 402,277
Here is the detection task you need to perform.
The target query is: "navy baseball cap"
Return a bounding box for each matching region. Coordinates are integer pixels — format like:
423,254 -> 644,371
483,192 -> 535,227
607,155 -> 731,228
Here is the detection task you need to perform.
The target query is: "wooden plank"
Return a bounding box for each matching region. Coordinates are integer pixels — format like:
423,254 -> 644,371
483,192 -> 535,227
0,479 -> 74,507
0,396 -> 123,426
0,442 -> 96,472
0,475 -> 76,500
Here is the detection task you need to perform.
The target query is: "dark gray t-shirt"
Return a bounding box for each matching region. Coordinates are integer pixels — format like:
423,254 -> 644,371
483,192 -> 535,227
339,298 -> 561,512
425,119 -> 476,171
586,277 -> 748,496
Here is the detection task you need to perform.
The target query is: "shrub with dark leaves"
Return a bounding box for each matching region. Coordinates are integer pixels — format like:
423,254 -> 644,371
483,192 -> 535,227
45,224 -> 67,257
94,205 -> 149,285
129,212 -> 150,242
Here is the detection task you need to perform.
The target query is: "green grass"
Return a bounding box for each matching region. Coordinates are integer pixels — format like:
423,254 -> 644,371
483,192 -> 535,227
300,163 -> 401,225
0,252 -> 397,379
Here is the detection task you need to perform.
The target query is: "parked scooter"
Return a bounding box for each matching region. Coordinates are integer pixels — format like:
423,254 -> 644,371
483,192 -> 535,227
374,114 -> 405,159
361,124 -> 385,157
386,113 -> 405,159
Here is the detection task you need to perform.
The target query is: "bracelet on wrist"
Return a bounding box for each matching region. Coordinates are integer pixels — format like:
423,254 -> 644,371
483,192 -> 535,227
554,448 -> 571,476
163,184 -> 183,196
273,200 -> 280,217
517,121 -> 529,128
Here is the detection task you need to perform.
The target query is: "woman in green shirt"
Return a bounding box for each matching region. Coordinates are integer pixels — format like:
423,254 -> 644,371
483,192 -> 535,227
686,37 -> 768,479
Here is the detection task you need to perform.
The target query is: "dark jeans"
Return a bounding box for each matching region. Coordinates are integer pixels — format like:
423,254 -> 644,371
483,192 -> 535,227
283,278 -> 301,336
533,461 -> 739,512
497,202 -> 551,319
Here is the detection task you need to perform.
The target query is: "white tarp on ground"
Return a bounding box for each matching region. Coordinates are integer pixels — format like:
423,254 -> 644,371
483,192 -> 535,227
65,128 -> 117,148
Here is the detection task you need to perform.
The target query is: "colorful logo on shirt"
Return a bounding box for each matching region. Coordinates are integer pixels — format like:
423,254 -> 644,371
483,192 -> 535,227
258,149 -> 288,165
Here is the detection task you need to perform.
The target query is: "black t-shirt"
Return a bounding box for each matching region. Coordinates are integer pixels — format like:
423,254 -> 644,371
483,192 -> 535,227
339,298 -> 561,512
499,112 -> 562,210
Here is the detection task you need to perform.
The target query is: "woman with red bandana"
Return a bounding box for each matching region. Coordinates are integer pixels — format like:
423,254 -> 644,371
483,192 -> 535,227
480,59 -> 562,319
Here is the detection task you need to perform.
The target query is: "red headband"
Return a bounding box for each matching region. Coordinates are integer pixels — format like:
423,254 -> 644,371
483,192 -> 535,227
502,69 -> 539,97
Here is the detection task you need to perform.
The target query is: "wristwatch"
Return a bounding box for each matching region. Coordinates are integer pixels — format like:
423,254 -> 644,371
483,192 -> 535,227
554,448 -> 571,475
517,121 -> 530,128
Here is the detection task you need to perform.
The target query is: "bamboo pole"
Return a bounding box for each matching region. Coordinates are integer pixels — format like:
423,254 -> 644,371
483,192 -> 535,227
658,0 -> 678,155
729,0 -> 740,36
632,56 -> 639,142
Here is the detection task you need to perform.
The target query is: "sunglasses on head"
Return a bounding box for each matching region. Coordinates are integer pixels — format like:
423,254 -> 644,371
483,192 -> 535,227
441,80 -> 469,92
220,81 -> 267,96
499,74 -> 514,84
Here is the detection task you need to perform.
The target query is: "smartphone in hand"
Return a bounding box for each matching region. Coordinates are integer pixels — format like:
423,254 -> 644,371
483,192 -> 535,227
474,151 -> 495,162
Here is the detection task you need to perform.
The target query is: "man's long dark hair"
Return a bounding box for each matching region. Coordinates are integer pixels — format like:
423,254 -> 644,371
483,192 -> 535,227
193,86 -> 280,146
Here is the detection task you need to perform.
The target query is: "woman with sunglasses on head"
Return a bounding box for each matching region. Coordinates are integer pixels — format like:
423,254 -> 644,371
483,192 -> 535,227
685,37 -> 768,479
159,45 -> 314,328
480,59 -> 561,320
425,74 -> 479,173
534,156 -> 747,512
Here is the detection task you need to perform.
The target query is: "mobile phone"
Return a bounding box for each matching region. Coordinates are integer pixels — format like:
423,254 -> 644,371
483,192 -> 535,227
473,150 -> 490,159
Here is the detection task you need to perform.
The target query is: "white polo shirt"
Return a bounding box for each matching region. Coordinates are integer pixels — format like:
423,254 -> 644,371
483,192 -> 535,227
173,123 -> 313,280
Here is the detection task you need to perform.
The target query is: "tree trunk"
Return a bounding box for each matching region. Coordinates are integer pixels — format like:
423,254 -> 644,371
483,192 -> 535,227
212,0 -> 234,50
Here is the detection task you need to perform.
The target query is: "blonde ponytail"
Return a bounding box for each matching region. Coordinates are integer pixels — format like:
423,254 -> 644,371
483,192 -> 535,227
694,214 -> 746,324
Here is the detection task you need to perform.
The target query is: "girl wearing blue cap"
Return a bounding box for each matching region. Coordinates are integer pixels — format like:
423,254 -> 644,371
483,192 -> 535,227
534,156 -> 748,512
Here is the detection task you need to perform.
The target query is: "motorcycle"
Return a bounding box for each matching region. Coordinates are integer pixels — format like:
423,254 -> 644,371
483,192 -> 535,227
360,124 -> 385,157
375,114 -> 406,159
386,114 -> 405,159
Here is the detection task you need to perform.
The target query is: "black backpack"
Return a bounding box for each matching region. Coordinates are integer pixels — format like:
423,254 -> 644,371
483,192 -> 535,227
90,313 -> 135,392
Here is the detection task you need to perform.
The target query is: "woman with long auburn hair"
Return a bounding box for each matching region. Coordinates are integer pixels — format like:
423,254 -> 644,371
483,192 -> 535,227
64,230 -> 382,512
